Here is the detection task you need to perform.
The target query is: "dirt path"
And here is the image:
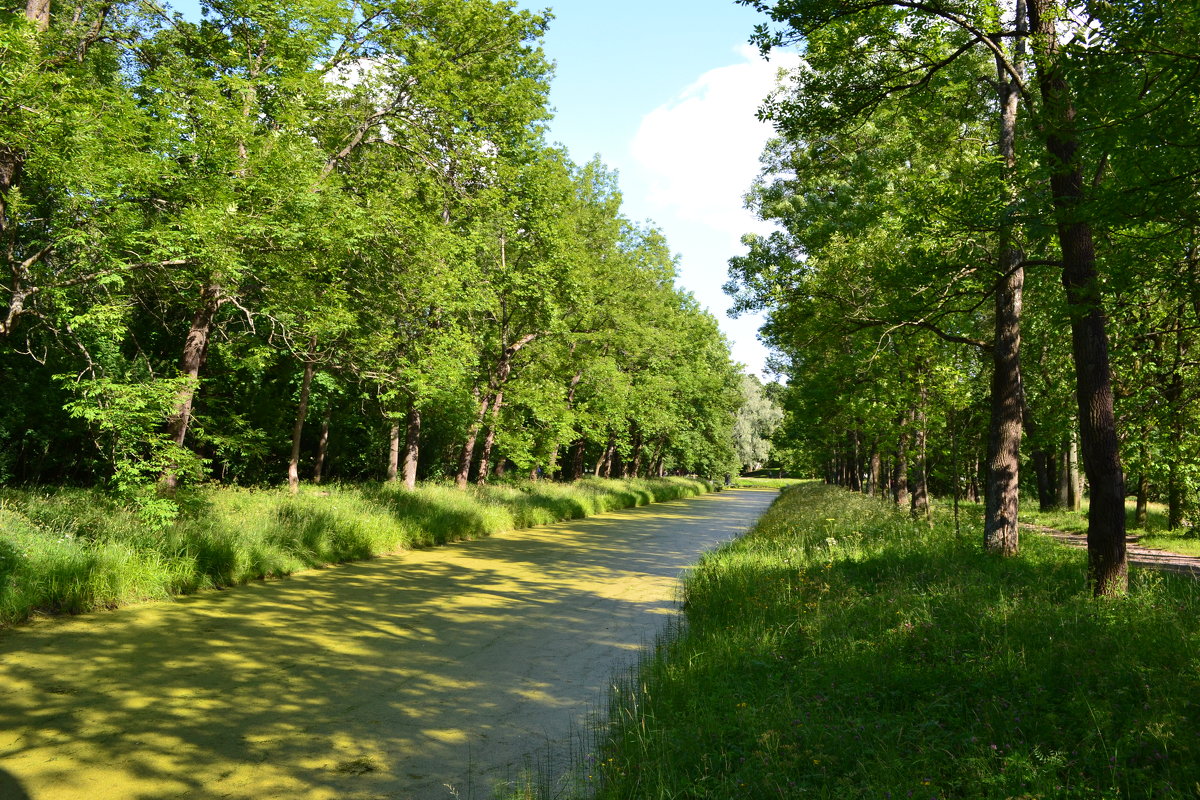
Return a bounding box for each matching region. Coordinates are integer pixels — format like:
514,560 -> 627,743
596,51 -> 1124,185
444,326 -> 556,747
0,488 -> 778,800
1023,523 -> 1200,577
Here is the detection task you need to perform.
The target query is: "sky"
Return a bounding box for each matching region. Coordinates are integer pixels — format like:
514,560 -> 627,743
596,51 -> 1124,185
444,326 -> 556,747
518,0 -> 800,377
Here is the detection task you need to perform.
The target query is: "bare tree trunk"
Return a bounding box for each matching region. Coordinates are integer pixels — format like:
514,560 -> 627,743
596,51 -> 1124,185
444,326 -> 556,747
649,437 -> 666,479
386,418 -> 400,482
569,438 -> 586,481
1029,0 -> 1126,595
313,406 -> 331,484
287,356 -> 316,494
476,391 -> 503,485
1166,312 -> 1187,529
161,283 -> 222,492
455,391 -> 489,489
1135,471 -> 1149,530
869,447 -> 882,497
893,412 -> 911,507
983,3 -> 1026,555
1057,441 -> 1071,508
911,396 -> 930,522
402,404 -> 420,490
984,252 -> 1024,552
1032,449 -> 1056,510
630,429 -> 645,477
1067,431 -> 1082,512
597,434 -> 616,478
848,429 -> 862,491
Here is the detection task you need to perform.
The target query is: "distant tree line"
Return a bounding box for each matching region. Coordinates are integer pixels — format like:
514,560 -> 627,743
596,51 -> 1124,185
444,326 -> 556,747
727,0 -> 1199,594
0,0 -> 744,514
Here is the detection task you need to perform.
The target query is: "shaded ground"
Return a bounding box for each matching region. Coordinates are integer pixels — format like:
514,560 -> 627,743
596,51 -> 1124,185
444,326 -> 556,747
1024,522 -> 1200,577
0,488 -> 778,800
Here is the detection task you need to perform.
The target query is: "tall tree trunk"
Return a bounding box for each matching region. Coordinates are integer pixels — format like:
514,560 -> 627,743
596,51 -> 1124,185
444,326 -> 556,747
893,413 -> 911,507
1028,0 -> 1126,595
597,434 -> 616,478
911,395 -> 930,522
1055,437 -> 1084,511
161,283 -> 222,492
402,404 -> 420,490
630,428 -> 645,477
984,253 -> 1025,553
1033,449 -> 1056,511
848,429 -> 862,491
313,406 -> 331,484
1166,312 -> 1186,529
287,356 -> 316,494
386,418 -> 400,482
569,438 -> 586,481
1168,462 -> 1184,530
649,437 -> 666,479
869,446 -> 882,498
455,391 -> 489,489
1026,397 -> 1058,511
1067,431 -> 1082,512
1135,471 -> 1149,530
476,391 -> 503,485
983,6 -> 1027,555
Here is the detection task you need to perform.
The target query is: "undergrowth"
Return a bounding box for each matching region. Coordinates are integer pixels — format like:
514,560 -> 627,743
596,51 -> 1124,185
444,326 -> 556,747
0,476 -> 712,627
586,483 -> 1200,799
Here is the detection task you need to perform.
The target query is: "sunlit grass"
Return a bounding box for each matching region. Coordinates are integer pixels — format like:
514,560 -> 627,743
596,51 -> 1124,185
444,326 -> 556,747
0,476 -> 714,627
583,484 -> 1200,799
1022,498 -> 1200,556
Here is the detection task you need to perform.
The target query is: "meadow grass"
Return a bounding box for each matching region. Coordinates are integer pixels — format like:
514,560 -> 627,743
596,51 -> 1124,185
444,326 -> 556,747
1022,499 -> 1200,557
587,484 -> 1200,800
0,476 -> 712,627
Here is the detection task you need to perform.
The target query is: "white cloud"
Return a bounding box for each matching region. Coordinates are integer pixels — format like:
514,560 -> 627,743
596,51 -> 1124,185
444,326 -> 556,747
630,45 -> 800,236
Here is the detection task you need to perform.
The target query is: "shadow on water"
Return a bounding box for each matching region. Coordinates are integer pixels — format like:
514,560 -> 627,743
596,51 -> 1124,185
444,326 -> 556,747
0,489 -> 777,800
0,768 -> 31,800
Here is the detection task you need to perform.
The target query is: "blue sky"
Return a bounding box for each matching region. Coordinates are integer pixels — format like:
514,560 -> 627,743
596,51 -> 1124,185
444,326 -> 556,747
522,0 -> 798,377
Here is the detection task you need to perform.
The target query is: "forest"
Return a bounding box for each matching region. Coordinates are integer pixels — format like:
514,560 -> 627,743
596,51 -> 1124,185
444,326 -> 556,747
726,0 -> 1199,596
0,0 -> 751,524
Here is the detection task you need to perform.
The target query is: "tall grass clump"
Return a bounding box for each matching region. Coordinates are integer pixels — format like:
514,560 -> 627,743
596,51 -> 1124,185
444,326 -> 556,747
0,476 -> 712,627
591,483 -> 1200,799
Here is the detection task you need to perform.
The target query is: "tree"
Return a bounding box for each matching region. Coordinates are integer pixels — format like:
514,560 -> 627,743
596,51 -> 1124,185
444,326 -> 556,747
733,374 -> 783,472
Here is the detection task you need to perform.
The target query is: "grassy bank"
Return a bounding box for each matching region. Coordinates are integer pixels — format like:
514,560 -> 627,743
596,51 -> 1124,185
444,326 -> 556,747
588,483 -> 1200,799
0,476 -> 713,627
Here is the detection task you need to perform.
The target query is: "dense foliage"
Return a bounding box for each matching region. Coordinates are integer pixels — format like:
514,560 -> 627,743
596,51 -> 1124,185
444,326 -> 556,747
0,0 -> 744,513
727,0 -> 1200,592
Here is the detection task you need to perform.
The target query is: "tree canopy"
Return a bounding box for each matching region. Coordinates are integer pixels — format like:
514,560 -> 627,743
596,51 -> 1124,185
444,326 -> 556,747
729,0 -> 1200,594
0,0 -> 745,513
